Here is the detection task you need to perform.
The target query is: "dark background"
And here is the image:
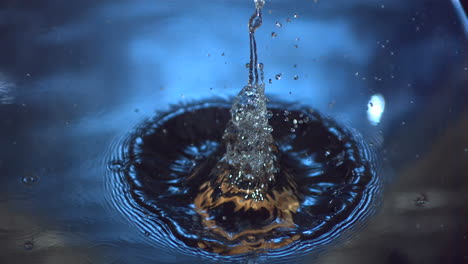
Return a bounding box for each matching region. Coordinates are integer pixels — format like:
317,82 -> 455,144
0,0 -> 467,263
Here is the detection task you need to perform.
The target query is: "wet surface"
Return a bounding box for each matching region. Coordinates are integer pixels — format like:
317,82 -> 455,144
0,0 -> 467,263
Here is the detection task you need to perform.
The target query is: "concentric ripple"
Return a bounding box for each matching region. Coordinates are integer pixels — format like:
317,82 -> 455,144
104,99 -> 382,263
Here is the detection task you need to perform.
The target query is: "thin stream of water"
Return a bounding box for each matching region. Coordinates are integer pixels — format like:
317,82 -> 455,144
248,1 -> 264,85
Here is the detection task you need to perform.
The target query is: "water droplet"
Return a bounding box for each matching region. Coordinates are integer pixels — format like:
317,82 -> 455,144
275,21 -> 282,27
245,63 -> 250,68
293,14 -> 299,18
254,0 -> 265,9
355,72 -> 359,76
380,4 -> 385,8
268,78 -> 272,84
286,18 -> 291,23
22,174 -> 38,185
221,52 -> 225,56
24,241 -> 34,251
290,128 -> 296,133
293,75 -> 299,80
275,73 -> 282,80
414,193 -> 427,207
293,44 -> 299,48
108,160 -> 125,172
271,32 -> 278,38
258,63 -> 264,70
401,121 -> 406,126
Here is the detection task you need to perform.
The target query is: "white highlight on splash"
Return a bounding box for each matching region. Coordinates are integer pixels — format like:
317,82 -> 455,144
367,94 -> 385,126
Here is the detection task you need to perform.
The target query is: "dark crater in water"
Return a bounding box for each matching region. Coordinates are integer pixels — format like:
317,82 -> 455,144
106,99 -> 381,262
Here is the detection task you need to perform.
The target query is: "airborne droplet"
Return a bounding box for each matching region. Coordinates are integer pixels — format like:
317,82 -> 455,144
22,174 -> 38,185
24,241 -> 34,251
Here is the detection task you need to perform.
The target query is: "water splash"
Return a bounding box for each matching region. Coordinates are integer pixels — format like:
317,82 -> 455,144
217,0 -> 276,200
104,0 -> 382,260
106,100 -> 381,260
221,83 -> 277,200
